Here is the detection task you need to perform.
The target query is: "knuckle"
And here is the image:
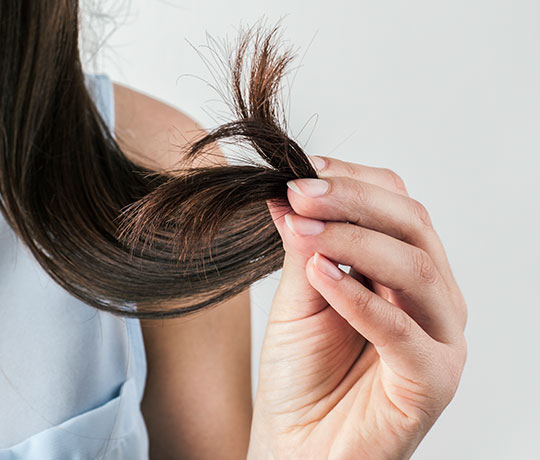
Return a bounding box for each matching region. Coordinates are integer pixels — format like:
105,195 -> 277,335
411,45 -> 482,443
411,249 -> 439,286
350,285 -> 373,314
348,224 -> 366,247
382,168 -> 407,194
344,161 -> 358,179
351,180 -> 370,205
390,310 -> 412,340
410,199 -> 433,228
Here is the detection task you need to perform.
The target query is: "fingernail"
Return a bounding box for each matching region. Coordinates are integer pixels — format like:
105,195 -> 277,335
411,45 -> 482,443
314,252 -> 344,280
307,155 -> 327,172
284,213 -> 325,236
287,178 -> 329,197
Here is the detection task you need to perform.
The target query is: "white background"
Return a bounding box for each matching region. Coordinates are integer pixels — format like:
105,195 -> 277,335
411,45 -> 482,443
83,1 -> 540,458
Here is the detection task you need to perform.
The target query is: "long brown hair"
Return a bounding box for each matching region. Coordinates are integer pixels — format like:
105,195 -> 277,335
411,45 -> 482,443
0,3 -> 318,319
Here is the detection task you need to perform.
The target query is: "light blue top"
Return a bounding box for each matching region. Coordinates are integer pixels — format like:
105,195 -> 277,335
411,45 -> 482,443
0,73 -> 149,459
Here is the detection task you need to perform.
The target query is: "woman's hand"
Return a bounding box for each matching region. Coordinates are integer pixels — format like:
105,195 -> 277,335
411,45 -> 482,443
247,156 -> 468,460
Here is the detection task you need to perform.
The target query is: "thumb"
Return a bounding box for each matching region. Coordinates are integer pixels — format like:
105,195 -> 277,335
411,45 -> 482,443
266,199 -> 329,322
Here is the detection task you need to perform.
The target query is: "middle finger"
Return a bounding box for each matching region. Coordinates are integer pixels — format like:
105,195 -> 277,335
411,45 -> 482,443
286,176 -> 456,294
283,213 -> 460,344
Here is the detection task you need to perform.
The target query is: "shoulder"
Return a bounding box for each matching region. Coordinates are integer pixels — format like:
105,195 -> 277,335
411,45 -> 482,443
111,80 -> 248,327
112,81 -> 227,171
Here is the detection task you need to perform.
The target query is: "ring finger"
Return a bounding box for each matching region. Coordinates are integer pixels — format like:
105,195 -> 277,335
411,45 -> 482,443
283,212 -> 461,344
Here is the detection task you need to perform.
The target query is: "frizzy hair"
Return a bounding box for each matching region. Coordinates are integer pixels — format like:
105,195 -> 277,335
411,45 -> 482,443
0,3 -> 319,319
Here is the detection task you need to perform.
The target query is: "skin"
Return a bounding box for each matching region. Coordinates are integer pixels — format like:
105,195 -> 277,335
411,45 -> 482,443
112,82 -> 467,458
247,156 -> 468,459
113,82 -> 253,459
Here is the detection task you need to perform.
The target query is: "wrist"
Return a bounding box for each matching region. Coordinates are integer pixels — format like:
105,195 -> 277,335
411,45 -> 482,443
246,425 -> 426,460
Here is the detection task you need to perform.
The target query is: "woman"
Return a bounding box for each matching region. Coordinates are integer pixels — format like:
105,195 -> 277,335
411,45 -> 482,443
0,2 -> 467,459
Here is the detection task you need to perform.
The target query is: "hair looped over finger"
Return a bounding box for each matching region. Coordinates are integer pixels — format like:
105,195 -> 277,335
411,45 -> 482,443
0,9 -> 318,318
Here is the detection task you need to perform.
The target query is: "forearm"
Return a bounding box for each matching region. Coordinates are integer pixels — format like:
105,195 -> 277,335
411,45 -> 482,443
141,289 -> 253,459
142,365 -> 252,459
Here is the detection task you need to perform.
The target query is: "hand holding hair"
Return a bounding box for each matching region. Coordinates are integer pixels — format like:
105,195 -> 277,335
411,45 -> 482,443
247,157 -> 467,459
0,7 -> 467,456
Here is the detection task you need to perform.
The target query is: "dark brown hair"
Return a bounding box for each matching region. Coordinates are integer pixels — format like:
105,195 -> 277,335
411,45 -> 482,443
0,3 -> 318,319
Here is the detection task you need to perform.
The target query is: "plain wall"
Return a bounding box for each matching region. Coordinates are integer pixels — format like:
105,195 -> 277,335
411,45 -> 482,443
85,1 -> 540,458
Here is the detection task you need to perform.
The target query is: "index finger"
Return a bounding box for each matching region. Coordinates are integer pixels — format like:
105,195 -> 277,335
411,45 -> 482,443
305,154 -> 464,322
309,155 -> 409,197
